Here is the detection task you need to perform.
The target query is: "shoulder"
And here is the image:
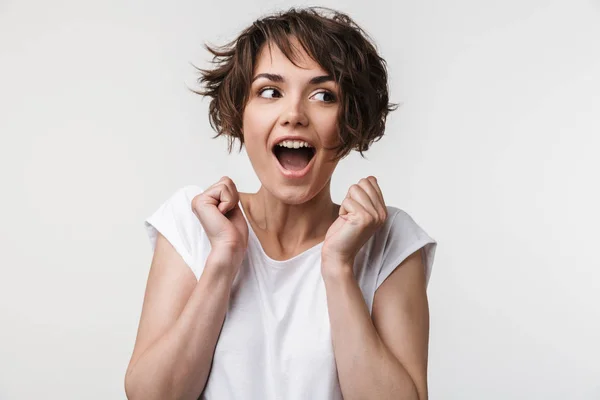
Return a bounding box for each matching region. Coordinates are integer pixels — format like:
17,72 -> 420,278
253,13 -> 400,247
373,205 -> 438,287
146,184 -> 205,235
371,205 -> 428,249
175,184 -> 205,205
144,184 -> 208,279
380,205 -> 432,242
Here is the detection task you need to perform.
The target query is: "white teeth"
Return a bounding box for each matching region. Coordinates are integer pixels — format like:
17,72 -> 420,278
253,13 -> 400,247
276,140 -> 313,149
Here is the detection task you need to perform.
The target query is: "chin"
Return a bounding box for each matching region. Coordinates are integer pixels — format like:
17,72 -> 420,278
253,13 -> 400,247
264,172 -> 333,206
270,185 -> 315,205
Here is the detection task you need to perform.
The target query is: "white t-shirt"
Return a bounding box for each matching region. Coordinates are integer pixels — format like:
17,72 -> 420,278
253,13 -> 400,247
144,185 -> 438,400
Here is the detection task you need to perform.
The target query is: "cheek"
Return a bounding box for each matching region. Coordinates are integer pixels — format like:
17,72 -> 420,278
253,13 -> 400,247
241,106 -> 274,163
242,104 -> 275,138
315,112 -> 340,147
242,108 -> 262,148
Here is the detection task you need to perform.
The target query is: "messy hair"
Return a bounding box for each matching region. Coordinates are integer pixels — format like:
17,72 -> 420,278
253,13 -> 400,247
192,6 -> 398,161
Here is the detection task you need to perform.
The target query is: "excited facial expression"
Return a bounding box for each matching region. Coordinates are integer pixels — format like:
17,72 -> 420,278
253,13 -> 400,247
242,37 -> 342,205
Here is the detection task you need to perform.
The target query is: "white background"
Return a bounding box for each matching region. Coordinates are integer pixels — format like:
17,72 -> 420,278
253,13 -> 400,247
1,0 -> 599,398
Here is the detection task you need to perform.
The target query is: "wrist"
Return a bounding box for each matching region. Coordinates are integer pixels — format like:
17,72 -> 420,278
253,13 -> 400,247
320,257 -> 355,282
204,252 -> 241,282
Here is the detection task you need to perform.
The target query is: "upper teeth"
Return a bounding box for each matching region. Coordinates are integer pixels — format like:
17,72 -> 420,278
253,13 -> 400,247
276,140 -> 313,149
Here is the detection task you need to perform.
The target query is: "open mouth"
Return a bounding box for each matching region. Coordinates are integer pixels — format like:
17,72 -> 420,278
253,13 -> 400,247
272,143 -> 316,172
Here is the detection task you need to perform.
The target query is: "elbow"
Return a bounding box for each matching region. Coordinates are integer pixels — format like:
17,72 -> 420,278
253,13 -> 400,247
124,365 -> 198,400
124,365 -> 158,400
124,366 -> 139,400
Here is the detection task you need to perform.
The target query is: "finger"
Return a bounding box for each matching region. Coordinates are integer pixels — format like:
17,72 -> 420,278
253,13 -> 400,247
339,198 -> 349,216
217,177 -> 240,212
358,178 -> 386,220
197,184 -> 227,206
209,176 -> 235,192
208,176 -> 228,189
217,176 -> 237,192
348,184 -> 379,220
340,196 -> 373,225
357,178 -> 382,207
199,183 -> 236,214
365,176 -> 385,207
208,176 -> 239,214
216,184 -> 238,214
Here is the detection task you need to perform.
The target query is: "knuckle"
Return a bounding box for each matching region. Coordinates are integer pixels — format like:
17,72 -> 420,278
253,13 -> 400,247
359,212 -> 371,224
191,195 -> 203,211
380,210 -> 388,221
194,191 -> 206,201
367,213 -> 376,224
219,176 -> 233,185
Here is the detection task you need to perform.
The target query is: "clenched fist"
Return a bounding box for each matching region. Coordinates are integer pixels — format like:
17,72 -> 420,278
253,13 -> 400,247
191,177 -> 249,276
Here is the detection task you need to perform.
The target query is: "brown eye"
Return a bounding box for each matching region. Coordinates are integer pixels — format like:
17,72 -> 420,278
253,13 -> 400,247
312,91 -> 336,103
258,87 -> 282,99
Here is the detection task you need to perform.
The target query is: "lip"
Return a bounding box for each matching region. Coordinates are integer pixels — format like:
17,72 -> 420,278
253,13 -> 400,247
272,148 -> 317,179
271,135 -> 316,149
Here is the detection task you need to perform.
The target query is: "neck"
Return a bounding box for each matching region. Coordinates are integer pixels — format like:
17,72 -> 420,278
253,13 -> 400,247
241,182 -> 339,250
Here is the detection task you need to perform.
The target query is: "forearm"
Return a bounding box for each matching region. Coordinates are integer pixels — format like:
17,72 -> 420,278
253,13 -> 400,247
125,262 -> 234,400
322,265 -> 420,400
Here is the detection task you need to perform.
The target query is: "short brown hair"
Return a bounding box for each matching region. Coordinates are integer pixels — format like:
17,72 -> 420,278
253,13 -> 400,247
192,6 -> 398,161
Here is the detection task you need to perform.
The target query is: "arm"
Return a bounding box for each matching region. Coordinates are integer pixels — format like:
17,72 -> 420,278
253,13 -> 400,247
322,248 -> 429,400
124,232 -> 235,400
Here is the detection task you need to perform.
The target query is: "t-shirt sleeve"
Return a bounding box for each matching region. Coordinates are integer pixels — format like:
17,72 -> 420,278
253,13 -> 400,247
143,185 -> 205,279
375,208 -> 438,289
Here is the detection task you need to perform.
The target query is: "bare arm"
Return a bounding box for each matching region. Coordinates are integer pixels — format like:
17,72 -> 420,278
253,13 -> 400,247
124,232 -> 235,400
322,248 -> 429,400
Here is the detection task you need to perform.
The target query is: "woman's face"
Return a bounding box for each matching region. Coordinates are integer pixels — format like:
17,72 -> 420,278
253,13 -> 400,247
242,39 -> 342,205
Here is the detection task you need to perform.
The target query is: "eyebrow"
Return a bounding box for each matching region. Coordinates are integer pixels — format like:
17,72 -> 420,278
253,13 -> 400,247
252,73 -> 334,85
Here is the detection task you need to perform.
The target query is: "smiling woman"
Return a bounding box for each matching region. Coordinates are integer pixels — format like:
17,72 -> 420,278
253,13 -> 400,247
125,6 -> 438,400
194,7 -> 397,163
240,37 -> 345,188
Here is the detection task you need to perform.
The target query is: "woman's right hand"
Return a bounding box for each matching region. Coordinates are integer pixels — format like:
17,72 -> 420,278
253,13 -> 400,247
191,177 -> 249,275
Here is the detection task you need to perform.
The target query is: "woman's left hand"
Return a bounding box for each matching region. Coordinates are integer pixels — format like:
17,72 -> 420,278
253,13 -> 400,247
321,176 -> 388,272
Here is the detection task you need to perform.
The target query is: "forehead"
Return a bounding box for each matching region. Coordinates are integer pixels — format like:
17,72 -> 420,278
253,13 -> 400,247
253,39 -> 327,76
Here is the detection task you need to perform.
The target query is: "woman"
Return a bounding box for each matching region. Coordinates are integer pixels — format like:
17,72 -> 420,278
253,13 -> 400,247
125,6 -> 437,400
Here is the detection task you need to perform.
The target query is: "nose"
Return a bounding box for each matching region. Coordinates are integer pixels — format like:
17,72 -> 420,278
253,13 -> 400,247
280,95 -> 309,128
